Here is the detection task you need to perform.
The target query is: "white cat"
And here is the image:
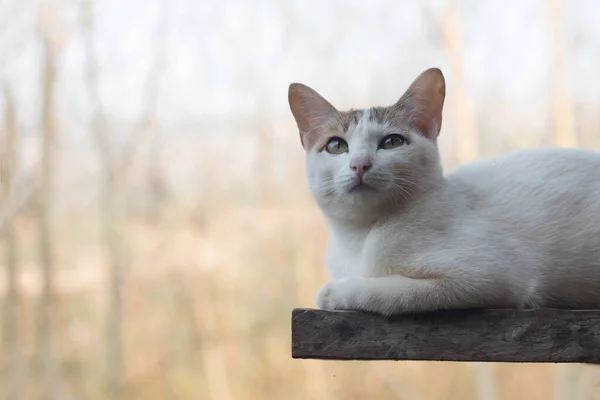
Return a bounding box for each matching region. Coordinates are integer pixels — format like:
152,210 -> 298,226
288,67 -> 600,316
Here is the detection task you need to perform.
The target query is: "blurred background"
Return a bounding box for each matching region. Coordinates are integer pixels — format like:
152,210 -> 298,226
1,0 -> 600,399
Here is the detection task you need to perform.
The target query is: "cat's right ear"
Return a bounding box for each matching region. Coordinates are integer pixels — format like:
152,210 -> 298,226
288,83 -> 339,149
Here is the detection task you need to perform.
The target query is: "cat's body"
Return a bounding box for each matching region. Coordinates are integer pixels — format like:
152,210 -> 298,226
288,68 -> 600,316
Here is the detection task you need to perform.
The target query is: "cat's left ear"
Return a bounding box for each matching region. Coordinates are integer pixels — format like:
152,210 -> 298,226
395,68 -> 446,140
288,83 -> 339,149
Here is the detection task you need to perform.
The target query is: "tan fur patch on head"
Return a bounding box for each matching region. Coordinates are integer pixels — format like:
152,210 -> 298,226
370,106 -> 405,130
308,107 -> 408,151
339,109 -> 361,133
308,109 -> 362,151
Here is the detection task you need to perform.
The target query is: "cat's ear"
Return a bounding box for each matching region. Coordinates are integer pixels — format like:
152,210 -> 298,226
288,83 -> 339,149
395,68 -> 446,140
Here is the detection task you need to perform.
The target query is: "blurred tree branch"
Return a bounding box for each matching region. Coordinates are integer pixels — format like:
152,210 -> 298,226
81,1 -> 125,398
81,0 -> 171,397
1,84 -> 26,400
118,5 -> 170,179
441,0 -> 478,164
546,0 -> 577,148
36,34 -> 60,400
32,10 -> 81,397
420,0 -> 478,164
0,181 -> 37,233
126,2 -> 171,222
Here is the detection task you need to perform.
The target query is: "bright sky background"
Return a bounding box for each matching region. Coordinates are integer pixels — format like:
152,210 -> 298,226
1,0 -> 600,200
2,0 -> 600,128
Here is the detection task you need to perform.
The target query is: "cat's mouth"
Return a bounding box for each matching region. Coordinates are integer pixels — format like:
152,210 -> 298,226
348,182 -> 376,193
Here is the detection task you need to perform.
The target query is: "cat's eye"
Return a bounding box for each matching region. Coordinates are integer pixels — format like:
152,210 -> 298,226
379,134 -> 406,150
325,137 -> 349,154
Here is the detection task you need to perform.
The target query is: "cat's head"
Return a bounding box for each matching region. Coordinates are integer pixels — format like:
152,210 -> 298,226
288,68 -> 446,221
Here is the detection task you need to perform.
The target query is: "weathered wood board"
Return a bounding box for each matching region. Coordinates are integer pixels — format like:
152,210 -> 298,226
291,308 -> 600,363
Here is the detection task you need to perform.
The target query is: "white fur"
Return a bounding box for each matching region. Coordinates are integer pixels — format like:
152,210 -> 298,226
307,122 -> 600,316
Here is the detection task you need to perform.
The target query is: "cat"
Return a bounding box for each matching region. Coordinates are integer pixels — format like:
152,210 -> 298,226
288,67 -> 600,316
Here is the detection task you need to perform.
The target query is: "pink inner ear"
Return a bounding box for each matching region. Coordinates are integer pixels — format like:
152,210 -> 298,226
288,83 -> 338,149
397,69 -> 445,140
406,99 -> 442,140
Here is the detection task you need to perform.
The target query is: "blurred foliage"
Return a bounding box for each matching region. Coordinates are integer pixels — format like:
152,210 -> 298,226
2,0 -> 600,399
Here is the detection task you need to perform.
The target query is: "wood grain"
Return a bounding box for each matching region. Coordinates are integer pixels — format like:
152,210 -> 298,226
291,308 -> 600,363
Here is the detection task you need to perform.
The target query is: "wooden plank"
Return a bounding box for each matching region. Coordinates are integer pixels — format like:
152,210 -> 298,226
291,308 -> 600,363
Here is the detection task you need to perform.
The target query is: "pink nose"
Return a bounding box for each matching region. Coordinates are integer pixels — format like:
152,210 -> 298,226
350,160 -> 372,179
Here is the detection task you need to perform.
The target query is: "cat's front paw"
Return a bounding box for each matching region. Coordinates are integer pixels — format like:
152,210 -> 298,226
315,278 -> 353,311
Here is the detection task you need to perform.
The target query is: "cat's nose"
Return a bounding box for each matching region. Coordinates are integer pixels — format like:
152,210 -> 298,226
350,160 -> 372,179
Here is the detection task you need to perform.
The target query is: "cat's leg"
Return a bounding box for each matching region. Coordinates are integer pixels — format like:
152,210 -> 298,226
316,276 -> 515,316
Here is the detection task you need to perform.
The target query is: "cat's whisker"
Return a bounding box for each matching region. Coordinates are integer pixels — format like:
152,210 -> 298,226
388,184 -> 413,204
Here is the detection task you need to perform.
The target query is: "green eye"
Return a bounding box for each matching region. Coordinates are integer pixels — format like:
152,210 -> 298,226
379,134 -> 406,150
325,137 -> 349,154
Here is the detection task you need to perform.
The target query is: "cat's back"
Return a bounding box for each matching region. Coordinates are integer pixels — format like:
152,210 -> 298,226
449,147 -> 600,198
446,147 -> 600,307
446,146 -> 600,243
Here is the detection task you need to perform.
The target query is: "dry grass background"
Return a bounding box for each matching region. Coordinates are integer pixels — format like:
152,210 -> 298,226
2,0 -> 600,399
3,119 -> 600,399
